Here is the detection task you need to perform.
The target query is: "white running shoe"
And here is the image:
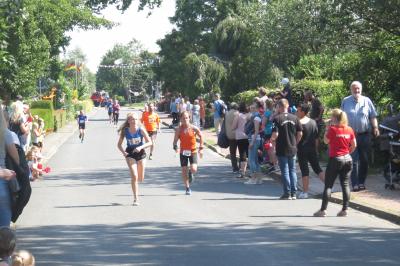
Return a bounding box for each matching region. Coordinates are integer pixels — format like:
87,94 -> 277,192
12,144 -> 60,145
298,192 -> 308,199
244,179 -> 257,185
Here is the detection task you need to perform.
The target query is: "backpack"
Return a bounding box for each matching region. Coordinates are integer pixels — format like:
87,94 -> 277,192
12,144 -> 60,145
217,101 -> 227,117
217,119 -> 229,148
244,113 -> 261,137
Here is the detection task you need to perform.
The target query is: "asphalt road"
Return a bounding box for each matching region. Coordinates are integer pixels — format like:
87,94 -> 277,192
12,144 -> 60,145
16,107 -> 400,266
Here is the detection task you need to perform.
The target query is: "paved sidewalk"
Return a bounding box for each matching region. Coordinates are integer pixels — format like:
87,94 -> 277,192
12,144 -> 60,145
158,111 -> 400,225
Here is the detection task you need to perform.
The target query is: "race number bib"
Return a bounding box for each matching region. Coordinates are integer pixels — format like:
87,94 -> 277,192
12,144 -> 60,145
182,150 -> 192,156
79,119 -> 85,124
128,137 -> 141,146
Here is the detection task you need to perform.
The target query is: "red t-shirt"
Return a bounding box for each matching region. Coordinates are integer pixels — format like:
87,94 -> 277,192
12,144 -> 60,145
327,125 -> 355,157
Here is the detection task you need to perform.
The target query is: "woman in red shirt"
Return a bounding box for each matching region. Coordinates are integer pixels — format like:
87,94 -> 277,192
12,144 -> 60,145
314,109 -> 357,217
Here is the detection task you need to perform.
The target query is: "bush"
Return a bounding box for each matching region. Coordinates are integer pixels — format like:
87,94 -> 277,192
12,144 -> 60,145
30,100 -> 54,110
231,90 -> 259,105
292,79 -> 346,109
30,108 -> 54,132
73,100 -> 93,114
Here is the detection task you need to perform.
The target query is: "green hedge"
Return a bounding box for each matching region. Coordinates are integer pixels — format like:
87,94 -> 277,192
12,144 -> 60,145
30,100 -> 54,110
231,90 -> 259,105
54,109 -> 67,132
30,108 -> 54,132
292,79 -> 346,109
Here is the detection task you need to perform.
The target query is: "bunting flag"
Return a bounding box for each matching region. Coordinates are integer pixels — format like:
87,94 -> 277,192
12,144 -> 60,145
64,63 -> 77,71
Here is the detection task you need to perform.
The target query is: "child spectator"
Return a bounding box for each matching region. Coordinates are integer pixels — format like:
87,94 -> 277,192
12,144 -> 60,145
27,146 -> 50,181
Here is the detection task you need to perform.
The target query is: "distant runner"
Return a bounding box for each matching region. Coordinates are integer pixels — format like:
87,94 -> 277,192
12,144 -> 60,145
107,99 -> 114,124
112,100 -> 121,127
77,110 -> 87,143
173,111 -> 203,195
141,103 -> 160,160
117,112 -> 152,206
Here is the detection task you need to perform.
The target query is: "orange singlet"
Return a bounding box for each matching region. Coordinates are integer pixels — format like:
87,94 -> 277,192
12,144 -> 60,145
141,111 -> 160,132
179,126 -> 197,153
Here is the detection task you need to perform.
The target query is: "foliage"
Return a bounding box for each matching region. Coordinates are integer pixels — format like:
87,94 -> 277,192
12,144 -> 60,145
30,108 -> 54,132
292,79 -> 346,109
30,100 -> 54,110
231,90 -> 258,106
183,53 -> 226,98
53,109 -> 67,132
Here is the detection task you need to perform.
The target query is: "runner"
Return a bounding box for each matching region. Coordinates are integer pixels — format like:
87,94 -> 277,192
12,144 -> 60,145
77,110 -> 87,143
173,111 -> 204,195
117,112 -> 152,206
112,100 -> 121,127
141,102 -> 160,160
107,99 -> 113,124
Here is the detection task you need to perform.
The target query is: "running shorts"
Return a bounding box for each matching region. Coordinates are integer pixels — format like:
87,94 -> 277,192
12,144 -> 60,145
125,147 -> 146,161
148,131 -> 157,137
79,124 -> 85,129
180,153 -> 198,167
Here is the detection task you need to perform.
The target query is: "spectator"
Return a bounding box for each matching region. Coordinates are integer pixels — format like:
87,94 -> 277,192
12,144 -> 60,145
185,97 -> 192,121
232,102 -> 250,178
304,91 -> 324,150
31,115 -> 44,152
192,99 -> 201,128
170,96 -> 179,126
271,99 -> 302,200
341,81 -> 379,192
198,96 -> 206,128
0,227 -> 16,265
12,250 -> 35,266
314,109 -> 356,217
225,102 -> 240,173
296,103 -> 325,199
262,99 -> 277,172
244,103 -> 263,185
8,103 -> 30,153
212,93 -> 226,136
279,78 -> 293,109
258,87 -> 269,110
0,105 -> 18,227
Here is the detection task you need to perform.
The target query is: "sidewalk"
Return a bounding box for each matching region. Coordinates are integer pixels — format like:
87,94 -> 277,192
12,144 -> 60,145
159,111 -> 400,225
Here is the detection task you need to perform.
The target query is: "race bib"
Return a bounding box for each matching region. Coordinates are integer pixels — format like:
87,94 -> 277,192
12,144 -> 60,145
128,137 -> 141,146
149,117 -> 154,123
79,119 -> 85,124
182,150 -> 192,156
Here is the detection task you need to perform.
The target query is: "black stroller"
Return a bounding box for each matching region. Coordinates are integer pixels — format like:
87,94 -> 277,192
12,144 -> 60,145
379,108 -> 400,190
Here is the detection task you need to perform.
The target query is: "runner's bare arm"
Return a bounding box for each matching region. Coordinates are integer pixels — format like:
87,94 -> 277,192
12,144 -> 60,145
117,131 -> 127,157
194,126 -> 204,150
139,128 -> 153,150
173,127 -> 180,150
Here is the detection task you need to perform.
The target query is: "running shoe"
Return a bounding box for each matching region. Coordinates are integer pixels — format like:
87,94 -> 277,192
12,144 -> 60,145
132,201 -> 140,206
148,154 -> 152,160
298,192 -> 308,199
244,179 -> 257,185
313,210 -> 327,217
279,194 -> 292,200
291,193 -> 297,200
188,170 -> 194,183
337,210 -> 348,217
185,188 -> 192,195
79,133 -> 81,139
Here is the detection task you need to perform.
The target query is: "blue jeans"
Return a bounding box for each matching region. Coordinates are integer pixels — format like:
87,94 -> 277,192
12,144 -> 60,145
0,180 -> 11,226
278,155 -> 297,196
248,138 -> 261,173
350,133 -> 370,187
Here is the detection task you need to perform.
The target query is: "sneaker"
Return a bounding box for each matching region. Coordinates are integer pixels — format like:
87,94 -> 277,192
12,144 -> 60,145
244,179 -> 257,185
279,194 -> 292,200
298,192 -> 308,199
79,133 -> 81,139
291,193 -> 297,200
236,173 -> 244,178
185,188 -> 192,195
148,154 -> 152,160
337,210 -> 348,217
188,170 -> 195,183
233,169 -> 240,174
313,210 -> 327,217
132,200 -> 140,206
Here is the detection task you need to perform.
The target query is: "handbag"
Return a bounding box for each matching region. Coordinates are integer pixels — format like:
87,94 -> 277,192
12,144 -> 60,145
217,119 -> 230,148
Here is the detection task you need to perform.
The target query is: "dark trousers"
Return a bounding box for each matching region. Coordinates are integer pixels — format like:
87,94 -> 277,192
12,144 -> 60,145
321,155 -> 352,211
172,112 -> 179,125
351,133 -> 370,187
229,138 -> 239,172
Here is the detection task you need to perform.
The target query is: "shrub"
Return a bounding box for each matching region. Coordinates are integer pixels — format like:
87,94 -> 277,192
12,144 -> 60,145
53,109 -> 67,132
231,90 -> 258,105
30,108 -> 54,132
30,100 -> 54,110
292,79 -> 346,109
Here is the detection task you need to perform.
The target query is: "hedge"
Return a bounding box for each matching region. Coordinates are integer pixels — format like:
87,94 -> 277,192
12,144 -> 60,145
292,79 -> 346,109
30,100 -> 54,110
30,108 -> 54,132
231,90 -> 259,105
54,109 -> 67,132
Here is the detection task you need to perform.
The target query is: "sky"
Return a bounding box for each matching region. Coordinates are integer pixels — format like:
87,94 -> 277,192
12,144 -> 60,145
65,1 -> 176,73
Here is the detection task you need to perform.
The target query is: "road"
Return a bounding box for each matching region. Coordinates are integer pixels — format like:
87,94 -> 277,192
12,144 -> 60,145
16,107 -> 400,265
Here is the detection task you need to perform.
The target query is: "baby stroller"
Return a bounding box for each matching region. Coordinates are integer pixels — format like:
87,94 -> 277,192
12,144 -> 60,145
379,106 -> 400,190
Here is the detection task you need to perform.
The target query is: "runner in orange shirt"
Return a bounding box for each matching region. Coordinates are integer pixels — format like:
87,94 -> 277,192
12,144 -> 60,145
173,111 -> 204,195
141,102 -> 161,160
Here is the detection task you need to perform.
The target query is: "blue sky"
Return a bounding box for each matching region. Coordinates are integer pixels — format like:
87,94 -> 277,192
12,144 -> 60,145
65,1 -> 176,72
